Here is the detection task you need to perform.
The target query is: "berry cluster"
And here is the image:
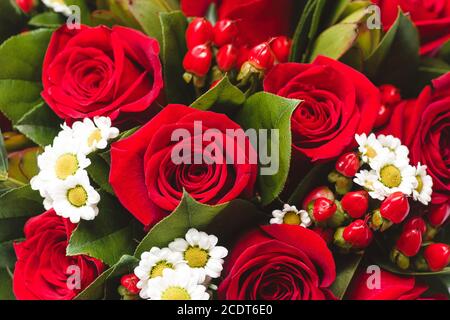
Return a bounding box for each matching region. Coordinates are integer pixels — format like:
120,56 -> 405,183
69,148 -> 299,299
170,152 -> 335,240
375,84 -> 402,128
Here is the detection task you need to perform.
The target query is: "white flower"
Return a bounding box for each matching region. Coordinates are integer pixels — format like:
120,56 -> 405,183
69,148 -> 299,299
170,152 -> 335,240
412,163 -> 433,205
134,247 -> 185,299
49,170 -> 100,223
144,266 -> 209,300
42,0 -> 72,16
377,134 -> 409,164
369,153 -> 417,200
72,117 -> 119,154
168,228 -> 228,279
354,169 -> 379,192
270,204 -> 311,227
355,133 -> 386,163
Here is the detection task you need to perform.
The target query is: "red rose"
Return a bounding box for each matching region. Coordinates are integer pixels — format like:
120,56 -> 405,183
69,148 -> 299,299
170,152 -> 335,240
264,56 -> 381,162
372,0 -> 450,54
181,0 -> 296,46
109,104 -> 257,227
13,210 -> 104,300
218,224 -> 336,300
347,269 -> 429,300
381,73 -> 450,205
42,25 -> 163,124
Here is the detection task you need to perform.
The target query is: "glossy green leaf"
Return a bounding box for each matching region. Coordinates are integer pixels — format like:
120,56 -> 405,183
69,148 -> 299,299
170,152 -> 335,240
87,153 -> 114,195
330,252 -> 364,299
0,130 -> 7,181
0,267 -> 15,300
29,12 -> 65,28
0,0 -> 26,44
0,240 -> 16,269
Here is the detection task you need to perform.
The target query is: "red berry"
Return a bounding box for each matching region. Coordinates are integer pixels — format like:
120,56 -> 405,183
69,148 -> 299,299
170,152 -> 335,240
236,45 -> 250,69
424,243 -> 450,272
302,186 -> 335,210
428,203 -> 450,227
270,36 -> 292,63
312,197 -> 337,222
216,44 -> 238,72
335,152 -> 360,177
183,44 -> 213,77
396,229 -> 422,257
403,217 -> 427,235
15,0 -> 36,13
343,220 -> 373,248
379,84 -> 401,106
374,104 -> 392,128
380,192 -> 410,224
185,18 -> 213,49
341,190 -> 369,219
247,42 -> 275,71
213,19 -> 239,47
120,274 -> 140,295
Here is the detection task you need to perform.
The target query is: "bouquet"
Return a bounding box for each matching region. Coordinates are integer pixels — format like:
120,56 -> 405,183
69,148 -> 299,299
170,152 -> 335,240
0,0 -> 449,301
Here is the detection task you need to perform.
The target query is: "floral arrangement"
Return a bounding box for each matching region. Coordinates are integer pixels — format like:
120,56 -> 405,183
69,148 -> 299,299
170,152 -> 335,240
0,0 -> 449,301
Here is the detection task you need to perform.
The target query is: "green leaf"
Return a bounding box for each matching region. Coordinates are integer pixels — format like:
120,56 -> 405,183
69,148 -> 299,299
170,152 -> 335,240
0,130 -> 7,181
87,153 -> 114,195
330,252 -> 364,299
29,12 -> 65,28
438,40 -> 450,64
0,267 -> 15,300
309,23 -> 359,62
290,0 -> 319,62
67,192 -> 141,266
190,76 -> 245,114
159,11 -> 194,104
15,103 -> 60,147
0,240 -> 17,269
0,0 -> 26,44
236,92 -> 299,206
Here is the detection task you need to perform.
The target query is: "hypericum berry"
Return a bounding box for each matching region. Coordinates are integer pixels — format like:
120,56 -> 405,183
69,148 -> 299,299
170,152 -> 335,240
396,229 -> 422,257
302,186 -> 335,210
185,17 -> 213,49
213,19 -> 239,47
15,0 -> 36,13
311,197 -> 337,222
424,243 -> 450,271
216,44 -> 238,72
403,216 -> 427,235
183,44 -> 213,77
341,190 -> 369,219
380,191 -> 410,224
247,42 -> 275,71
379,84 -> 401,106
335,152 -> 360,177
374,104 -> 392,128
428,203 -> 450,227
270,36 -> 292,63
120,274 -> 140,295
236,45 -> 250,69
342,219 -> 373,248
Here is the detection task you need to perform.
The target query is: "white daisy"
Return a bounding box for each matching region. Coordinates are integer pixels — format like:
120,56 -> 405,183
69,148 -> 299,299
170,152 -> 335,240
49,170 -> 100,223
72,117 -> 119,154
412,163 -> 433,205
134,247 -> 185,299
168,228 -> 228,279
144,266 -> 209,300
270,204 -> 311,227
377,134 -> 409,164
354,169 -> 379,192
369,153 -> 417,200
42,0 -> 72,16
355,133 -> 386,163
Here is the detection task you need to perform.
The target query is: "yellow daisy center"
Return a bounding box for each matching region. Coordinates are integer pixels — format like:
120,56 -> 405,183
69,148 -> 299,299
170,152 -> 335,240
150,261 -> 173,279
161,287 -> 191,300
365,146 -> 377,159
416,175 -> 423,193
283,211 -> 301,225
380,165 -> 402,188
67,185 -> 88,207
55,153 -> 78,179
87,129 -> 102,147
184,246 -> 209,268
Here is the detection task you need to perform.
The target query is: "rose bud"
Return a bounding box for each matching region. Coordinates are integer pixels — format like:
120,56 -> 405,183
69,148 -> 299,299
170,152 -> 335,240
183,44 -> 213,78
302,186 -> 335,210
270,36 -> 292,63
309,197 -> 337,223
247,42 -> 276,71
428,203 -> 450,228
335,152 -> 360,177
15,0 -> 36,13
120,274 -> 140,296
216,44 -> 238,72
396,229 -> 422,257
213,19 -> 239,47
423,243 -> 450,272
379,84 -> 401,106
403,217 -> 427,235
341,190 -> 369,219
342,220 -> 373,249
374,104 -> 392,128
185,17 -> 213,49
380,192 -> 410,224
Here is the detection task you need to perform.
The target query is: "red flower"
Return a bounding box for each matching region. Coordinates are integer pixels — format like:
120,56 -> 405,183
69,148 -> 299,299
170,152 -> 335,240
42,25 -> 163,124
13,210 -> 104,300
372,0 -> 450,55
264,56 -> 380,162
218,224 -> 336,300
109,104 -> 257,227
